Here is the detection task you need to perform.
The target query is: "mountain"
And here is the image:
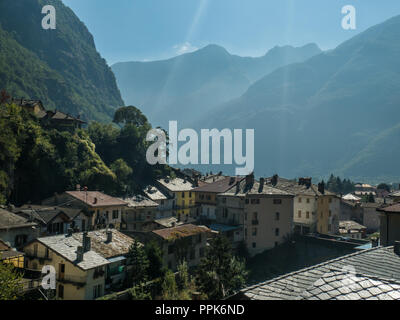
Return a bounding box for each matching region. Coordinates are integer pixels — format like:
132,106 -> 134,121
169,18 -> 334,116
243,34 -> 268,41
0,0 -> 124,122
112,43 -> 321,128
203,15 -> 400,182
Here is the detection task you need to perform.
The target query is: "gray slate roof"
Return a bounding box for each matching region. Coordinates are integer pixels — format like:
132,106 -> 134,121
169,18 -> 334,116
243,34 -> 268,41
299,271 -> 400,300
240,246 -> 400,300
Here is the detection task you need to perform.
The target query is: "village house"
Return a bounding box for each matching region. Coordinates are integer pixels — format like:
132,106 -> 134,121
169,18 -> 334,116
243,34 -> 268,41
13,205 -> 86,235
0,239 -> 24,268
216,173 -> 295,256
378,203 -> 400,246
120,195 -> 159,232
359,202 -> 382,233
388,190 -> 400,203
354,183 -> 377,197
23,229 -> 136,300
192,176 -> 244,222
156,177 -> 197,217
144,185 -> 174,218
265,176 -> 340,236
0,207 -> 39,250
234,245 -> 400,300
339,220 -> 367,239
150,224 -> 210,271
41,190 -> 127,230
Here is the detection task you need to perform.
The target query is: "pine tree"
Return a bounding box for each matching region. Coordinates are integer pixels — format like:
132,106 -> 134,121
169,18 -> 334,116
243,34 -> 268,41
127,240 -> 149,285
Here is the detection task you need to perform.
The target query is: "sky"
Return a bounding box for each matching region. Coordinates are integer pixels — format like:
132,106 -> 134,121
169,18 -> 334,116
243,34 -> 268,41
62,0 -> 400,65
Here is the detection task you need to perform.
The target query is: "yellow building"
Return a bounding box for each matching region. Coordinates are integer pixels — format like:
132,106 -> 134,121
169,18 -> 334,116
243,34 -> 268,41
157,178 -> 196,216
23,229 -> 135,300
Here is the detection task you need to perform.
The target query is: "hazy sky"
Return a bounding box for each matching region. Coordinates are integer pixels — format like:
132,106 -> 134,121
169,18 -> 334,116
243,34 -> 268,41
62,0 -> 400,65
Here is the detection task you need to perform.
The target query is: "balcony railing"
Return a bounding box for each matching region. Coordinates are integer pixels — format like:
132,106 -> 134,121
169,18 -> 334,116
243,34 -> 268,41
58,274 -> 87,286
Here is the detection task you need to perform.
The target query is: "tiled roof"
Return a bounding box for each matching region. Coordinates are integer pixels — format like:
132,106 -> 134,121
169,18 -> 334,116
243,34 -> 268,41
65,191 -> 127,208
152,224 -> 210,240
299,271 -> 400,300
144,186 -> 169,201
265,177 -> 336,197
378,203 -> 400,213
240,246 -> 400,300
123,196 -> 158,208
339,220 -> 366,232
35,229 -> 136,270
220,179 -> 293,197
0,208 -> 37,230
192,176 -> 244,193
157,178 -> 196,192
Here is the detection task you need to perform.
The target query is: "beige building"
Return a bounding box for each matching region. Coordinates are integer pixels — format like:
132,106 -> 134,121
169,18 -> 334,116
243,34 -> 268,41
23,229 -> 135,300
150,224 -> 210,271
339,220 -> 367,239
42,190 -> 127,230
265,176 -> 340,235
144,185 -> 175,218
216,174 -> 295,256
121,196 -> 159,232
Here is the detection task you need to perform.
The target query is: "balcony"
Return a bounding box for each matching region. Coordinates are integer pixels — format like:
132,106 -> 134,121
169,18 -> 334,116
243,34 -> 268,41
57,274 -> 87,286
251,220 -> 259,226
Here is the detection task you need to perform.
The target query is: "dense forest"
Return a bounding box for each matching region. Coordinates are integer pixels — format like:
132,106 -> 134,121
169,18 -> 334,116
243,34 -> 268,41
0,99 -> 172,206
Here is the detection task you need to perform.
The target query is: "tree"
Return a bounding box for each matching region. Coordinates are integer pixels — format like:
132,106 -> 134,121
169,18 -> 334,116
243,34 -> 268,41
0,260 -> 23,300
161,270 -> 179,300
196,235 -> 248,299
145,241 -> 166,280
113,106 -> 149,128
127,240 -> 149,286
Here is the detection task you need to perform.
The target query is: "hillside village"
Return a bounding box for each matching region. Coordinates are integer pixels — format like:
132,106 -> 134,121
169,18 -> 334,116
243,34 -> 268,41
1,98 -> 400,300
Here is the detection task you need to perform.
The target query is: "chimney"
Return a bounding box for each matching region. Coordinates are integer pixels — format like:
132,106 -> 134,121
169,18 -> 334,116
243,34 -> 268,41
318,181 -> 325,194
76,246 -> 84,262
259,178 -> 265,193
271,174 -> 278,186
245,172 -> 254,186
83,232 -> 91,252
236,181 -> 240,194
394,241 -> 400,255
106,229 -> 112,243
229,177 -> 235,185
371,238 -> 379,248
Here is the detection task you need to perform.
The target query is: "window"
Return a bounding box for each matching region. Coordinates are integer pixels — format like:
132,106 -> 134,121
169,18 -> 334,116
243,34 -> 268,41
307,198 -> 310,203
168,245 -> 174,254
168,261 -> 172,269
275,242 -> 278,247
251,199 -> 260,204
329,198 -> 332,203
58,284 -> 64,299
275,228 -> 280,236
329,210 -> 332,217
161,200 -> 164,205
273,199 -> 282,205
182,192 -> 185,197
298,210 -> 301,218
112,210 -> 119,219
252,212 -> 258,220
275,212 -> 280,221
93,284 -> 102,299
197,234 -> 202,244
45,247 -> 49,258
190,249 -> 195,260
199,248 -> 205,258
222,208 -> 228,218
328,224 -> 332,232
245,199 -> 249,204
298,197 -> 302,203
252,228 -> 257,236
222,197 -> 226,204
33,244 -> 38,257
245,228 -> 247,238
189,192 -> 192,198
252,242 -> 256,248
306,211 -> 310,219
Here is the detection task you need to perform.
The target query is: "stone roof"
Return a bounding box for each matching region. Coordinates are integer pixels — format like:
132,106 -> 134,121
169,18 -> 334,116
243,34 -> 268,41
157,177 -> 196,192
154,216 -> 196,228
342,193 -> 361,201
15,205 -> 82,224
378,203 -> 400,213
65,191 -> 127,208
35,229 -> 136,270
389,191 -> 400,197
265,176 -> 336,197
123,196 -> 158,208
152,224 -> 210,241
0,208 -> 37,230
339,221 -> 366,232
220,179 -> 293,197
192,176 -> 244,193
143,186 -> 169,201
239,246 -> 400,300
299,271 -> 400,300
